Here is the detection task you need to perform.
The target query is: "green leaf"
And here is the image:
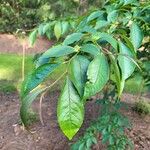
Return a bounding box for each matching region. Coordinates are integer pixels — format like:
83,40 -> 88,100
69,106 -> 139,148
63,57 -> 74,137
57,77 -> 84,140
118,42 -> 136,80
21,63 -> 60,98
63,33 -> 83,45
43,23 -> 51,34
61,21 -> 70,35
20,86 -> 46,126
70,55 -> 90,96
109,54 -> 123,97
93,32 -> 118,50
107,10 -> 118,23
95,20 -> 109,30
29,29 -> 38,46
87,10 -> 104,22
38,24 -> 44,36
80,44 -> 100,56
38,45 -> 75,62
54,21 -> 62,40
130,22 -> 143,49
84,53 -> 109,100
121,35 -> 136,53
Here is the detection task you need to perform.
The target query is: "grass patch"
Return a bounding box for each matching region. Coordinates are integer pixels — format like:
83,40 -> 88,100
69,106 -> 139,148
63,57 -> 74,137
133,99 -> 150,115
0,53 -> 65,93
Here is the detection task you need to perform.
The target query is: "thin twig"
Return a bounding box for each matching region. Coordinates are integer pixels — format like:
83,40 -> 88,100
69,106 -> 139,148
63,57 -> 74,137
39,92 -> 46,126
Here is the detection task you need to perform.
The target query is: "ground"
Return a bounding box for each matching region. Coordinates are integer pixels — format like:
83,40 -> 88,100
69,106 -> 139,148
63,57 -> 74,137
0,92 -> 150,150
0,34 -> 150,150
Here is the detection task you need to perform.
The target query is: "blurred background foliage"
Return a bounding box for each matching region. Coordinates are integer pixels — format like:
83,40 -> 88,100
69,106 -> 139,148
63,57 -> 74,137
0,0 -> 105,33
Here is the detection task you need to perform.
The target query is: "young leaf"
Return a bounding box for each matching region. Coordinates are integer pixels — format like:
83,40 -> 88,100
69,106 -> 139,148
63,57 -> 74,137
63,33 -> 83,45
29,29 -> 38,46
38,45 -> 75,63
95,20 -> 109,30
70,55 -> 90,96
61,21 -> 70,35
21,63 -> 60,98
118,42 -> 136,80
87,10 -> 104,22
84,53 -> 109,100
130,22 -> 143,49
20,86 -> 46,126
80,44 -> 100,56
43,23 -> 51,34
107,10 -> 118,23
54,21 -> 62,40
57,77 -> 84,140
109,54 -> 123,97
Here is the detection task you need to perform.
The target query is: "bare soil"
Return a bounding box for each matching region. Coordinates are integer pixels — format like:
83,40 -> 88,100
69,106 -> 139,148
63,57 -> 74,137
0,34 -> 53,54
0,92 -> 150,150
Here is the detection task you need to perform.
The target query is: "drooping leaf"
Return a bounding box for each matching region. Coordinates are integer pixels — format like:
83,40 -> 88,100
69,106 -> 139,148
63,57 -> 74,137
130,22 -> 143,49
80,44 -> 100,56
57,77 -> 84,140
29,29 -> 38,46
38,45 -> 75,63
63,33 -> 83,45
54,21 -> 62,40
107,10 -> 118,23
38,24 -> 44,36
84,53 -> 109,100
21,63 -> 60,99
87,10 -> 104,22
121,35 -> 136,53
43,23 -> 51,34
118,42 -> 136,80
61,21 -> 70,35
109,54 -> 123,97
20,86 -> 46,126
70,55 -> 90,96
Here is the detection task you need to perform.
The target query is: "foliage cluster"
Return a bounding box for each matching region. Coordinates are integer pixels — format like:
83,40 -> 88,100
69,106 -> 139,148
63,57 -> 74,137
20,0 -> 149,149
71,89 -> 133,150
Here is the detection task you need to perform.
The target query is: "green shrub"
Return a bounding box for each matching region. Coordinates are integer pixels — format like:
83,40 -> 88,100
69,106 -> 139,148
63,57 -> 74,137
133,100 -> 150,115
0,0 -> 103,33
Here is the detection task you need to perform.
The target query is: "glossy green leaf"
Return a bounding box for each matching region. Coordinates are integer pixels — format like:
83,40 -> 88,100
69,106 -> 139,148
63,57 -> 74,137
95,20 -> 109,30
93,32 -> 118,50
87,10 -> 104,22
54,21 -> 62,40
70,55 -> 90,96
107,10 -> 118,23
61,21 -> 70,35
20,86 -> 46,126
118,42 -> 136,80
21,63 -> 60,98
57,77 -> 84,140
80,26 -> 97,34
84,53 -> 109,100
38,45 -> 75,62
130,22 -> 143,49
29,29 -> 38,46
80,44 -> 100,56
63,33 -> 83,45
